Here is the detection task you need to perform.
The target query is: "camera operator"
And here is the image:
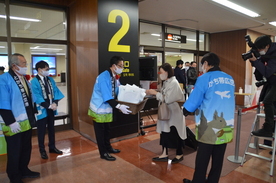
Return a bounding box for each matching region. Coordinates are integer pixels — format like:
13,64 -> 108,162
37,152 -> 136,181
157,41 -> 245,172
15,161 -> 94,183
249,35 -> 276,137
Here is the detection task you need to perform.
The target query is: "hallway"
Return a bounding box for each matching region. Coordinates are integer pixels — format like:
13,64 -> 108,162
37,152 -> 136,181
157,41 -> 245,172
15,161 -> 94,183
0,113 -> 274,183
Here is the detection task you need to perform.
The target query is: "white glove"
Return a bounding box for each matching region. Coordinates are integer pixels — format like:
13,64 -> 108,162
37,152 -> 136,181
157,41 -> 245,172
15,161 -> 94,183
49,103 -> 57,111
9,122 -> 21,133
116,104 -> 132,114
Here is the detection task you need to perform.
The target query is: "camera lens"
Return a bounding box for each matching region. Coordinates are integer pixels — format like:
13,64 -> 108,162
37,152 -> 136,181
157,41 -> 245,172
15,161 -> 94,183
242,51 -> 253,61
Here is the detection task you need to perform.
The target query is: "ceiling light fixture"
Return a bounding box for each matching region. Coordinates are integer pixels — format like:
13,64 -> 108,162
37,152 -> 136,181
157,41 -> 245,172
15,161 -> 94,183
0,46 -> 5,48
0,15 -> 41,22
187,39 -> 203,42
151,33 -> 160,37
30,47 -> 62,51
211,0 -> 260,17
269,21 -> 276,27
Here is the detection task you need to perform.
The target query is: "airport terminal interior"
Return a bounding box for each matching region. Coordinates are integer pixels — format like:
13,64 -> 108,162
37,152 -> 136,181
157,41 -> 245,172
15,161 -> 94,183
1,0 -> 276,183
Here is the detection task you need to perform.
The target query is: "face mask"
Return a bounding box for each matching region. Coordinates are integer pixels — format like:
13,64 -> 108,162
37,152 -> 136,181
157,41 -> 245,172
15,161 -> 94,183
159,73 -> 168,80
201,63 -> 207,74
259,50 -> 266,55
114,65 -> 123,74
16,65 -> 27,75
41,70 -> 49,77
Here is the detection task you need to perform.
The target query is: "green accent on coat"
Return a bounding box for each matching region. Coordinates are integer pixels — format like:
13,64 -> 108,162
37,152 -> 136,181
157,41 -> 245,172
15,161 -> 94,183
1,120 -> 31,136
88,109 -> 113,123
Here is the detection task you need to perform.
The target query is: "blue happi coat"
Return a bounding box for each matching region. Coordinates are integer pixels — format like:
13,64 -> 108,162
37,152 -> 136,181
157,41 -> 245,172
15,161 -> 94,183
0,72 -> 35,136
88,70 -> 119,123
184,70 -> 235,145
31,76 -> 64,120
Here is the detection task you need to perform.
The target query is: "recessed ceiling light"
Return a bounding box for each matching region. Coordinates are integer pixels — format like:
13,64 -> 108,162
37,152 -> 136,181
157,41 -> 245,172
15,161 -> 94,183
0,15 -> 41,22
151,33 -> 160,37
269,21 -> 276,27
211,0 -> 260,17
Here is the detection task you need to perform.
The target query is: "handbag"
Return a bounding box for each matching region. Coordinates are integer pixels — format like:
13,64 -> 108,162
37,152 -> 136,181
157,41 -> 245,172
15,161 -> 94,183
185,126 -> 198,150
158,95 -> 170,121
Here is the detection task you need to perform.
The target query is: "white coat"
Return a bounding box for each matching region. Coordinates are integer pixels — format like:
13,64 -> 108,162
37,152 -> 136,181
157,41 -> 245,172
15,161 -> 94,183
156,76 -> 187,140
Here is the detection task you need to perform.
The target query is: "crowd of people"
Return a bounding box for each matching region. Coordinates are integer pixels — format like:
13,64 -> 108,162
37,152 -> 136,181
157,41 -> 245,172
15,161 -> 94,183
0,35 -> 274,183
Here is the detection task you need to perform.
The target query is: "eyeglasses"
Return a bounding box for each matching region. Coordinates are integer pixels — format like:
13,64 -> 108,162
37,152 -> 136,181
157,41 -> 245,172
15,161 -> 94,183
116,64 -> 124,69
16,63 -> 28,67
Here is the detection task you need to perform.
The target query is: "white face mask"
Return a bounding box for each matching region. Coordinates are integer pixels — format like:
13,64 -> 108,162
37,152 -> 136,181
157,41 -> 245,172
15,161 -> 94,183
114,65 -> 123,74
201,63 -> 207,74
259,50 -> 266,55
41,70 -> 49,77
16,65 -> 27,75
159,73 -> 168,80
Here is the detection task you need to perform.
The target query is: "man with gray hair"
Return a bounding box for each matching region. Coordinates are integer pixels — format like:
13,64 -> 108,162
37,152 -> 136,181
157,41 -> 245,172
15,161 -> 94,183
0,53 -> 40,183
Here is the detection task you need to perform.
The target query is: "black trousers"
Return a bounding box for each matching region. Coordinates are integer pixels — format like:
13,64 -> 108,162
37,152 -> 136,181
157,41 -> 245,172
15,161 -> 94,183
192,142 -> 227,183
93,121 -> 112,156
262,85 -> 276,131
37,109 -> 55,153
5,129 -> 32,182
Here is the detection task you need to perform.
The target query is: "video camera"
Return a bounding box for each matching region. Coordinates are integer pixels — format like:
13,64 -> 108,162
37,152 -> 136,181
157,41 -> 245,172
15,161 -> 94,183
241,35 -> 261,61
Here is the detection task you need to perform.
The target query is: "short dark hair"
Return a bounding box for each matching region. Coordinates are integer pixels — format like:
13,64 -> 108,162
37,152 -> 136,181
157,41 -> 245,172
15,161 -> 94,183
0,66 -> 4,71
176,60 -> 184,66
185,62 -> 190,64
109,56 -> 124,67
254,35 -> 272,49
35,60 -> 49,71
159,63 -> 174,78
190,61 -> 196,66
201,52 -> 220,66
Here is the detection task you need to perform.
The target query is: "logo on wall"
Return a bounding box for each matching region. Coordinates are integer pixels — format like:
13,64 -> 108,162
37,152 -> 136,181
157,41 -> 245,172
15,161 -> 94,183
165,33 -> 186,43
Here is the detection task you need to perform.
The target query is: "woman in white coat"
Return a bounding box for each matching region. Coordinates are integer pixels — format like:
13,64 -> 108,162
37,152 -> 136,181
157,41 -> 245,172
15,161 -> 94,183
146,63 -> 187,163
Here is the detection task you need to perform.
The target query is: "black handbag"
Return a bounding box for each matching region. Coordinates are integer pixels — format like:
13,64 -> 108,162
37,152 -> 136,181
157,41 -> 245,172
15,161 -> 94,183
185,126 -> 198,150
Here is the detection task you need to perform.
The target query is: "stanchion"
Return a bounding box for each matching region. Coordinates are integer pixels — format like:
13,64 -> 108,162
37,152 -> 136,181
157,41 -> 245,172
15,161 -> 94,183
227,108 -> 244,163
227,104 -> 259,163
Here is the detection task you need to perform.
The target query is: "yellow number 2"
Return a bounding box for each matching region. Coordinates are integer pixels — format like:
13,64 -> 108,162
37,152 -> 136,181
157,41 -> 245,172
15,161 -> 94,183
108,10 -> 130,53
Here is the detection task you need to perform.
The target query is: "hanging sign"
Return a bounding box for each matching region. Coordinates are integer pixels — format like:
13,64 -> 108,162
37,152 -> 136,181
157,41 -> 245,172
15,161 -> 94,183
165,33 -> 186,43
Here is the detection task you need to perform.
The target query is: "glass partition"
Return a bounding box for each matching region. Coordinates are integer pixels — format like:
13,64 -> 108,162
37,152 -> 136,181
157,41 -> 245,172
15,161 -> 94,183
140,22 -> 162,47
165,27 -> 197,50
10,5 -> 66,40
0,3 -> 6,37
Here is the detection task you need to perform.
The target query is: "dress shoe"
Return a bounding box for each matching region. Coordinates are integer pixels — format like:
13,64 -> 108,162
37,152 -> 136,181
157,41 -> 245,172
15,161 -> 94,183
171,156 -> 184,164
22,171 -> 40,178
152,156 -> 168,162
40,151 -> 48,159
101,153 -> 116,161
10,177 -> 24,183
251,128 -> 272,137
49,148 -> 63,154
108,148 -> 121,153
183,178 -> 192,183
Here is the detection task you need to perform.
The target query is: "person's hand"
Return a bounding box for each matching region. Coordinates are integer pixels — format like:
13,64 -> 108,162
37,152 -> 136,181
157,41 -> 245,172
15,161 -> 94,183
183,107 -> 190,117
146,89 -> 157,95
248,53 -> 257,62
9,122 -> 21,133
116,104 -> 132,114
49,103 -> 57,111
